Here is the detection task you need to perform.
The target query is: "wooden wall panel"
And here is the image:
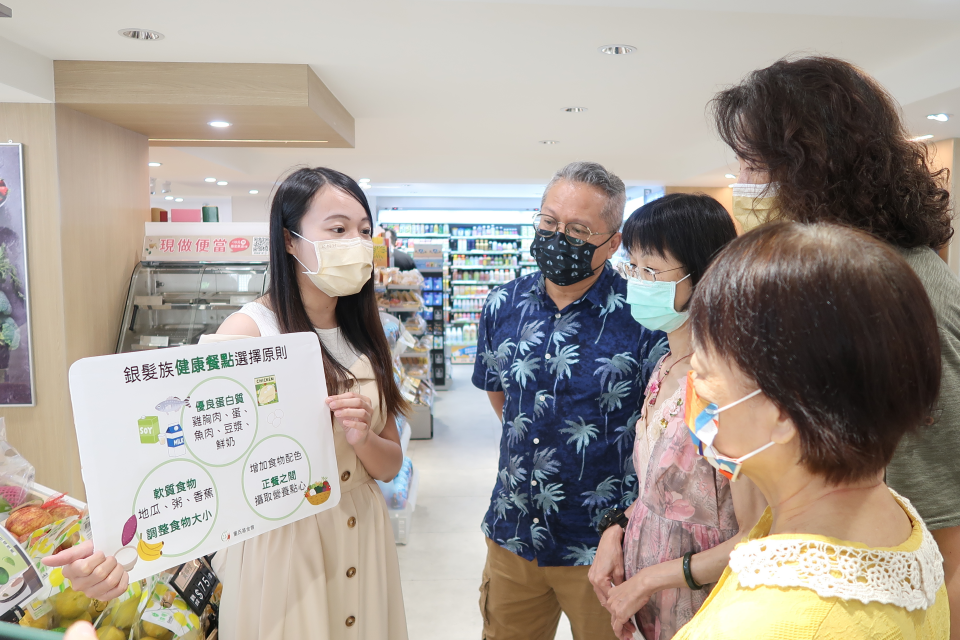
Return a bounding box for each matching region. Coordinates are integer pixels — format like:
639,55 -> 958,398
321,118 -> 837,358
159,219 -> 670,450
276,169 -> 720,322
55,106 -> 149,366
0,105 -> 149,500
0,104 -> 76,495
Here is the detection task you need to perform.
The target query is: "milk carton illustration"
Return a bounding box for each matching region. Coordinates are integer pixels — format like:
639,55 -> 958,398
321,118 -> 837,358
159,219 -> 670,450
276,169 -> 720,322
166,423 -> 186,457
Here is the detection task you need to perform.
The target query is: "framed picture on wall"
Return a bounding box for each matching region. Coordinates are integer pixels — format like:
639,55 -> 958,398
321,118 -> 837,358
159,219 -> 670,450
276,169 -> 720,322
0,143 -> 35,406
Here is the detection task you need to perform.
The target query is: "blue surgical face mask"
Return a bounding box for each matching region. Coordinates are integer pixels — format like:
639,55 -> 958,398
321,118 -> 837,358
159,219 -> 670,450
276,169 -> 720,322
625,274 -> 691,333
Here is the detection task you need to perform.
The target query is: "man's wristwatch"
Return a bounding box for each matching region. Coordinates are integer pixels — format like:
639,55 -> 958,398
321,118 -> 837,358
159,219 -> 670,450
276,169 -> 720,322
596,508 -> 630,535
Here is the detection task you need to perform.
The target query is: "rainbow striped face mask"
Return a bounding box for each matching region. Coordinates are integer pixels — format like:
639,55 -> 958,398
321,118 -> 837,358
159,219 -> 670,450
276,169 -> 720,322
684,371 -> 771,481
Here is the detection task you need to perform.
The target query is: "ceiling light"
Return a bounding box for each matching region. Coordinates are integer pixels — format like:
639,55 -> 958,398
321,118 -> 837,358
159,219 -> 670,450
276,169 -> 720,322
174,198 -> 183,202
164,196 -> 174,201
249,189 -> 259,195
563,107 -> 587,113
599,45 -> 636,55
539,140 -> 560,145
358,178 -> 371,183
724,174 -> 736,179
728,183 -> 737,188
217,181 -> 228,186
205,178 -> 217,183
927,113 -> 950,122
148,162 -> 162,167
208,121 -> 231,128
911,134 -> 934,141
119,28 -> 164,41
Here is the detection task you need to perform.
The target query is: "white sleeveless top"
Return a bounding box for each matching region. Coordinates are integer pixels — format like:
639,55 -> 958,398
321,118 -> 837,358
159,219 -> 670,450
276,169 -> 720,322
237,301 -> 359,368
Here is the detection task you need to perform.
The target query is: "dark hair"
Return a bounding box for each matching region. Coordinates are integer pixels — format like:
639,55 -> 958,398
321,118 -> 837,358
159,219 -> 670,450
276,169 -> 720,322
690,222 -> 941,485
383,227 -> 397,244
712,56 -> 954,249
267,167 -> 407,418
621,193 -> 738,311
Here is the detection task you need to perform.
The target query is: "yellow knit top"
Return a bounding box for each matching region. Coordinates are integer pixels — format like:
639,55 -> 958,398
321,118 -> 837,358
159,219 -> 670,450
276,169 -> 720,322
673,490 -> 949,640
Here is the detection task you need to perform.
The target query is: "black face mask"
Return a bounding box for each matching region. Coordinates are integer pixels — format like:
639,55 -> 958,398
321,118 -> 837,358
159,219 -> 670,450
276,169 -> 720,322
530,232 -> 613,287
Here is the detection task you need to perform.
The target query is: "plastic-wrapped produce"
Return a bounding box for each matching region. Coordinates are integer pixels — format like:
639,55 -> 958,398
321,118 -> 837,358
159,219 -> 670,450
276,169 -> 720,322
377,458 -> 414,509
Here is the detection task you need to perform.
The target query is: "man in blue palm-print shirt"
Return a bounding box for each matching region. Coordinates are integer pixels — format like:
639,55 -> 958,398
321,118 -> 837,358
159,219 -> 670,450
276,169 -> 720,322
473,162 -> 667,640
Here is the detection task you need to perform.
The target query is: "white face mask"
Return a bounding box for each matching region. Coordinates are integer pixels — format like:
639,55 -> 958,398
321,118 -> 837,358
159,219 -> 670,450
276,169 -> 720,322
731,182 -> 778,232
290,231 -> 373,297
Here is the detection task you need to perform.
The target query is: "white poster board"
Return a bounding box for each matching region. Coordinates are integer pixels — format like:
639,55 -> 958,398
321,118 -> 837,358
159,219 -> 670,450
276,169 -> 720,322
68,333 -> 340,582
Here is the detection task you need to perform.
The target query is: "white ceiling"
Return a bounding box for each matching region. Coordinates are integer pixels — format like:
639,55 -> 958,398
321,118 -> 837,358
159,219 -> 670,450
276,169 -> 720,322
2,0 -> 960,197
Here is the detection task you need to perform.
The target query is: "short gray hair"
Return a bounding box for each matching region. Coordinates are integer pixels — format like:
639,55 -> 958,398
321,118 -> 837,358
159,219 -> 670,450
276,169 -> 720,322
541,161 -> 626,233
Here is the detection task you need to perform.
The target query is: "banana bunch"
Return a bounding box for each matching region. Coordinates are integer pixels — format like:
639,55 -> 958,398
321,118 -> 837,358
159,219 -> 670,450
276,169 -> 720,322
137,538 -> 164,561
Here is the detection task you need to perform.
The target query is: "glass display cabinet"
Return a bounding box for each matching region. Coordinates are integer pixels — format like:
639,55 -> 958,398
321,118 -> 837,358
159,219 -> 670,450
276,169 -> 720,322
116,262 -> 269,354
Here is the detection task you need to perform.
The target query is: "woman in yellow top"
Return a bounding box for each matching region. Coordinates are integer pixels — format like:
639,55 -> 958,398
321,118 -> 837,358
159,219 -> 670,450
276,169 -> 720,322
672,222 -> 949,640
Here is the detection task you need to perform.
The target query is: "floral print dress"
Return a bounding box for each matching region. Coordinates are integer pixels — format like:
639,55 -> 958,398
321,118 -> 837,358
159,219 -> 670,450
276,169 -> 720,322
622,356 -> 739,640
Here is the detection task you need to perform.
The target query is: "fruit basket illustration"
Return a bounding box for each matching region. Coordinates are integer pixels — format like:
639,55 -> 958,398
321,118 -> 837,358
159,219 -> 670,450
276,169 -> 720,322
304,479 -> 331,506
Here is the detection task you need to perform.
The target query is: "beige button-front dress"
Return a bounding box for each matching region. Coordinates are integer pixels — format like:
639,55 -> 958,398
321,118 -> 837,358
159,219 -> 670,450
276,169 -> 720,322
204,303 -> 408,640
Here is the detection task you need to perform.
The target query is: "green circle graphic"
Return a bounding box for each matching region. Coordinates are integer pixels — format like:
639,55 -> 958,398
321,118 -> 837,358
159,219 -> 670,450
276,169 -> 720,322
180,376 -> 259,467
132,458 -> 220,558
241,434 -> 311,521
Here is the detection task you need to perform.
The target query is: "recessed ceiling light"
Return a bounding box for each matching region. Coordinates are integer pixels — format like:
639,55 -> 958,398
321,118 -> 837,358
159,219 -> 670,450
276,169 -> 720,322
911,134 -> 934,141
599,44 -> 636,55
724,174 -> 736,179
927,113 -> 950,122
205,177 -> 217,183
208,121 -> 231,128
217,181 -> 228,186
563,107 -> 587,113
539,140 -> 560,145
358,178 -> 371,183
119,28 -> 164,41
164,196 -> 174,201
249,189 -> 259,195
148,162 -> 162,167
174,198 -> 183,202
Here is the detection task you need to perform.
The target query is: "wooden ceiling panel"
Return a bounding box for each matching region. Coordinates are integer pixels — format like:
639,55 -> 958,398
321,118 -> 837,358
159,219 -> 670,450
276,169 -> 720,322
53,61 -> 354,148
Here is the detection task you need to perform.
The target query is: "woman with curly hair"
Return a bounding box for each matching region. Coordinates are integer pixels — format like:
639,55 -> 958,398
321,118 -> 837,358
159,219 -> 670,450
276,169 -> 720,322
712,55 -> 960,638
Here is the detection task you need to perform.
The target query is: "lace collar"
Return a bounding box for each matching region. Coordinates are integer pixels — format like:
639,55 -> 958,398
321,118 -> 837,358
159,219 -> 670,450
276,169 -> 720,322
728,490 -> 944,611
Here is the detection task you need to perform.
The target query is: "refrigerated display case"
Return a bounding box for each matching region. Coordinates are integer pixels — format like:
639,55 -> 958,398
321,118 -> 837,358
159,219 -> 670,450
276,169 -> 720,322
116,262 -> 269,354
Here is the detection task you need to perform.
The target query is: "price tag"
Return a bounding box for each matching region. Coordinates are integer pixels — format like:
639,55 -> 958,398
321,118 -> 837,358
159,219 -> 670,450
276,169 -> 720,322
171,557 -> 219,616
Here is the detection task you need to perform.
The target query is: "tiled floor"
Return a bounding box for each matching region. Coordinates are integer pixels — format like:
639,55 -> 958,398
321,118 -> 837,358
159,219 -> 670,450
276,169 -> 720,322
398,365 -> 575,640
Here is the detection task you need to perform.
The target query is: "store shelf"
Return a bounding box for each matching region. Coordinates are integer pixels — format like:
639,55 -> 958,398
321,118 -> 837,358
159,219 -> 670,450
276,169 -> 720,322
451,319 -> 481,324
397,233 -> 449,238
449,251 -> 516,255
453,265 -> 518,270
452,295 -> 490,299
384,305 -> 423,312
387,284 -> 424,290
520,261 -> 538,266
452,280 -> 510,285
450,235 -> 524,240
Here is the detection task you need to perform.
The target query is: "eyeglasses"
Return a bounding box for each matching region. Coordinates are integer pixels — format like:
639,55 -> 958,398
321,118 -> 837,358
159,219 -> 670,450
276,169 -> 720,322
532,213 -> 612,247
616,262 -> 686,282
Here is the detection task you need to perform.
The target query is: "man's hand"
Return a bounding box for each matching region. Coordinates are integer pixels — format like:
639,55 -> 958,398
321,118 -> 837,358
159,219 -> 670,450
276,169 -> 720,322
589,525 -> 625,606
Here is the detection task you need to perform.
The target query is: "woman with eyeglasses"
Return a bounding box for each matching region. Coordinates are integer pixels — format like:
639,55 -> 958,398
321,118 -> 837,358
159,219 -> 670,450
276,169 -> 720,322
589,193 -> 767,640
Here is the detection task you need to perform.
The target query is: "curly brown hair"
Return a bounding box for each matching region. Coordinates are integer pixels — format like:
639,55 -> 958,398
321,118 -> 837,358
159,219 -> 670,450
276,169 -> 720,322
712,56 -> 954,249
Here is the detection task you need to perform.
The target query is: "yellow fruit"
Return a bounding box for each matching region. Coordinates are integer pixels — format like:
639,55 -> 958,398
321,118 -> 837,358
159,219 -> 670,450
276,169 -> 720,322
49,568 -> 64,588
97,625 -> 126,640
141,621 -> 174,640
89,599 -> 109,617
60,611 -> 93,626
19,610 -> 52,629
112,597 -> 139,629
55,587 -> 92,619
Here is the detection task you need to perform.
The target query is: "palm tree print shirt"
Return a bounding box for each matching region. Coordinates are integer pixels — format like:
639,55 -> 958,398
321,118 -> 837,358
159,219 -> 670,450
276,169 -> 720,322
473,264 -> 668,566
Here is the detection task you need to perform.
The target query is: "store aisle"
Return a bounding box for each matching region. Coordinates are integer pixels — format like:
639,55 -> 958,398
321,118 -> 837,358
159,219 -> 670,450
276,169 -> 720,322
398,365 -> 576,640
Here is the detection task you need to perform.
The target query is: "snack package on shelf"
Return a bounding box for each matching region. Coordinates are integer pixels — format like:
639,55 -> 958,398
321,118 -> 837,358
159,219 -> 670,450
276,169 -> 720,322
380,312 -> 403,349
383,268 -> 424,288
402,313 -> 426,336
376,290 -> 424,311
0,418 -> 35,513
